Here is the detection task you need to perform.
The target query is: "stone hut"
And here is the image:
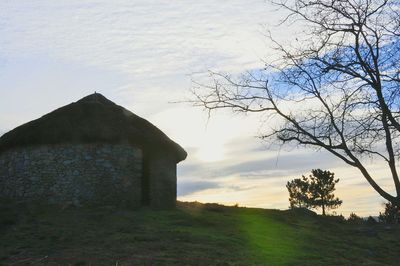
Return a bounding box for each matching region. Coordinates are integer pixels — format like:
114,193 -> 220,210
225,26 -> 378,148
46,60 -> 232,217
0,93 -> 187,208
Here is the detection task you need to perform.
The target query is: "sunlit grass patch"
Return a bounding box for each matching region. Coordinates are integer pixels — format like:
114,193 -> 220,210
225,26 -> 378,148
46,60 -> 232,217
238,209 -> 305,264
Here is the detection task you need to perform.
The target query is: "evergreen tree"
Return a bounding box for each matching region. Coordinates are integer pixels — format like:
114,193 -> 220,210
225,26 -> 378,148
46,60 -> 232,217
308,169 -> 342,216
379,202 -> 400,224
287,169 -> 342,215
286,176 -> 309,209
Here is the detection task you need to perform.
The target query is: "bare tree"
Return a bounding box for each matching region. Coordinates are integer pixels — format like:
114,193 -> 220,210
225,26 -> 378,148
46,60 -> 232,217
192,0 -> 400,206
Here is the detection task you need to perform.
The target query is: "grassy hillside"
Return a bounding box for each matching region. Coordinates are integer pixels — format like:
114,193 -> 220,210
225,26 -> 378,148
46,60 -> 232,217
0,200 -> 399,265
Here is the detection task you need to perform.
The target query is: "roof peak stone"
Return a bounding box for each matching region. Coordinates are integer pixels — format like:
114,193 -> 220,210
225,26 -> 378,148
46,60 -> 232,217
77,93 -> 115,105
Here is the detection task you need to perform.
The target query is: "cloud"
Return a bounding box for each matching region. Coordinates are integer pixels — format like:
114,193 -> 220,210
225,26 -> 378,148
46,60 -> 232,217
179,136 -> 344,180
0,0 -> 274,77
178,180 -> 221,197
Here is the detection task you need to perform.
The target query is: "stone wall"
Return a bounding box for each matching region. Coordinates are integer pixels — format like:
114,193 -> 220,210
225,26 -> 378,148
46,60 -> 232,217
0,144 -> 142,207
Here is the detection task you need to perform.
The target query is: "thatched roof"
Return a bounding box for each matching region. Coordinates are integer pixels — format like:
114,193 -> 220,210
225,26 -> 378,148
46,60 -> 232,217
0,93 -> 187,162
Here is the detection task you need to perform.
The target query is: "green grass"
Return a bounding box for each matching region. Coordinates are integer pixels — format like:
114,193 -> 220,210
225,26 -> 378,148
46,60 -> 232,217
0,200 -> 399,265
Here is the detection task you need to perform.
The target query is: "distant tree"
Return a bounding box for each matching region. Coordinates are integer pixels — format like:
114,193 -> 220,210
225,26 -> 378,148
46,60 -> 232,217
307,169 -> 342,216
379,202 -> 400,224
286,176 -> 310,208
287,169 -> 342,215
366,216 -> 377,225
347,212 -> 364,224
192,0 -> 400,208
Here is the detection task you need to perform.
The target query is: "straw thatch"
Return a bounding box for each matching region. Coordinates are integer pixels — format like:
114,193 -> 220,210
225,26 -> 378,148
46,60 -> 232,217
0,93 -> 187,162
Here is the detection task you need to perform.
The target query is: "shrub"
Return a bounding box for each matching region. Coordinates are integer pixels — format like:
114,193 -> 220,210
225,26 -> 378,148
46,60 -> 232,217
366,216 -> 377,225
347,212 -> 364,224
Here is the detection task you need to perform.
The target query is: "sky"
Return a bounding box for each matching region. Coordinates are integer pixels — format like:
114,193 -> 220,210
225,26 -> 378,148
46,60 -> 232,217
0,0 -> 393,216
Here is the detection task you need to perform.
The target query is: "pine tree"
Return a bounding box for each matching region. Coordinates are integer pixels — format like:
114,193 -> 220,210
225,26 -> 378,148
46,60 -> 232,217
287,169 -> 342,215
286,176 -> 309,209
379,202 -> 400,224
308,169 -> 342,216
